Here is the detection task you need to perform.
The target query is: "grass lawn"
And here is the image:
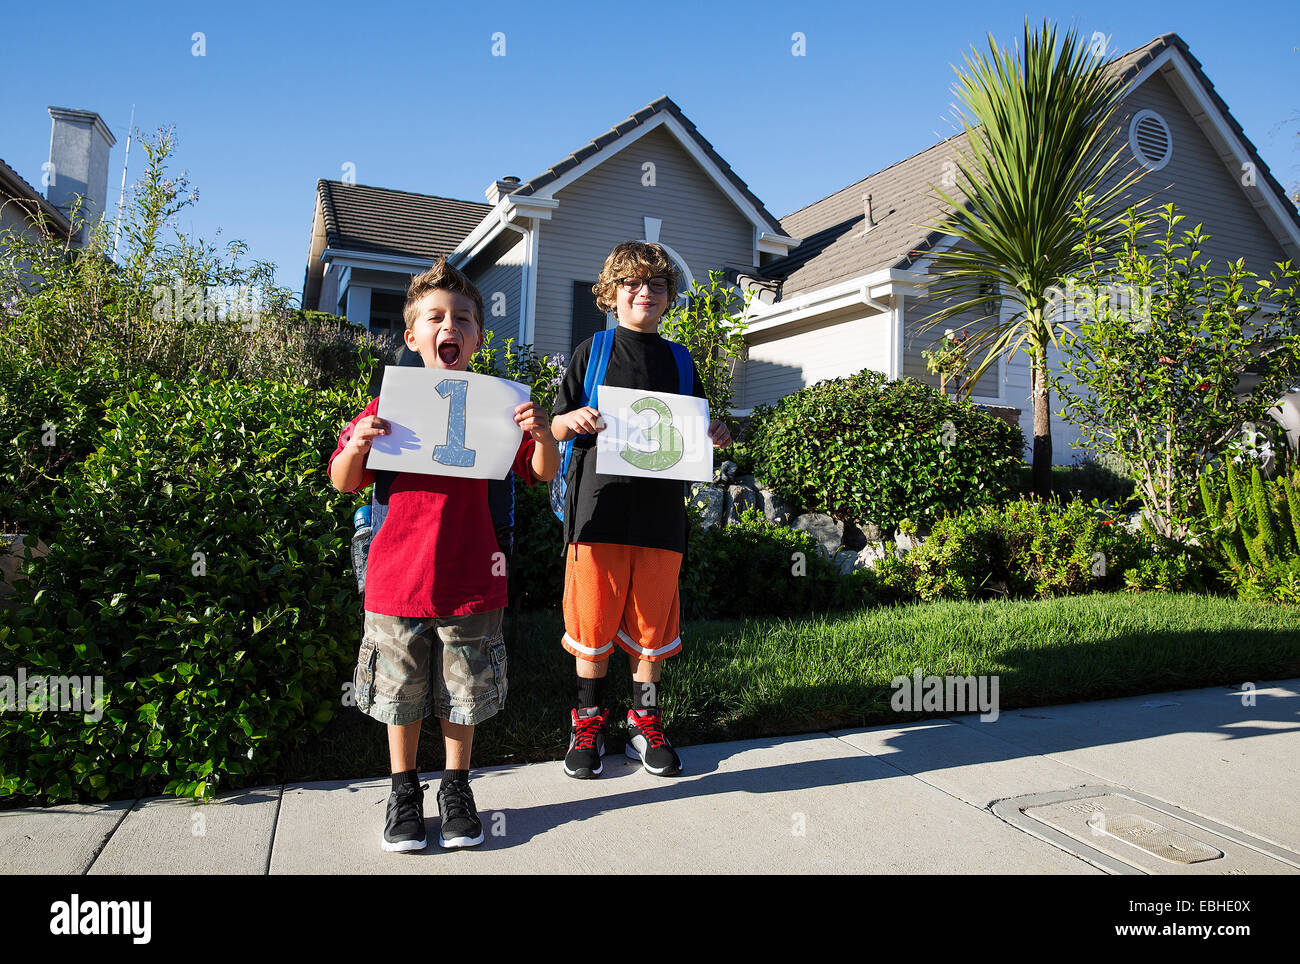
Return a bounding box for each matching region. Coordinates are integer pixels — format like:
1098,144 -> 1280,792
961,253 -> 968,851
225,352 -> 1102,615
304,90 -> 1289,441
270,592 -> 1300,787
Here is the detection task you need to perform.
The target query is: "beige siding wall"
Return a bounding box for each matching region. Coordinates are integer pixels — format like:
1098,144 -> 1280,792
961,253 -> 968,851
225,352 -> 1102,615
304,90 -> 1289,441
0,205 -> 50,287
901,284 -> 1002,399
533,124 -> 756,356
738,305 -> 894,408
470,236 -> 525,344
1107,71 -> 1289,274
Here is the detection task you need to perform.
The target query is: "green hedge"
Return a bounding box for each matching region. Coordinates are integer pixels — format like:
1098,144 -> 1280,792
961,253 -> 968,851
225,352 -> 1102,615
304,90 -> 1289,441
681,507 -> 871,618
870,496 -> 1207,602
0,373 -> 367,803
0,361 -> 127,540
745,370 -> 1023,532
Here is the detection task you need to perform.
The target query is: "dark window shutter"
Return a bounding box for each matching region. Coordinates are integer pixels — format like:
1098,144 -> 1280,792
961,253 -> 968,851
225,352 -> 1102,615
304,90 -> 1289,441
571,281 -> 606,351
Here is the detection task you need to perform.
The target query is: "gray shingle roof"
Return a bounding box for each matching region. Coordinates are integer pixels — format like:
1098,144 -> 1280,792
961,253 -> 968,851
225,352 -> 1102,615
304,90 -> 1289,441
0,156 -> 73,236
510,96 -> 786,235
316,180 -> 491,261
761,32 -> 1300,299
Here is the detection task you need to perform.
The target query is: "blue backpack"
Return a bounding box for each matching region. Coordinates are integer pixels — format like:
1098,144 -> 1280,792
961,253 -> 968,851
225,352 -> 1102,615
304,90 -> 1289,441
549,328 -> 694,524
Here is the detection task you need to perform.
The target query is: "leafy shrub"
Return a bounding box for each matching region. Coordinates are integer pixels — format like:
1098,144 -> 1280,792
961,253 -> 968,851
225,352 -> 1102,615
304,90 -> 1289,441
468,329 -> 565,412
1057,202 -> 1300,539
1189,461 -> 1300,602
660,270 -> 751,431
883,496 -> 1161,602
746,369 -> 1023,533
1122,549 -> 1205,594
0,374 -> 368,803
1012,455 -> 1136,508
509,480 -> 564,611
680,507 -> 871,618
0,359 -> 130,539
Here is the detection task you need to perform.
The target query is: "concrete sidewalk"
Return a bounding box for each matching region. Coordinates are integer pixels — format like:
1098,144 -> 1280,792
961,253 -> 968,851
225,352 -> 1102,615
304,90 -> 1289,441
4,679 -> 1299,875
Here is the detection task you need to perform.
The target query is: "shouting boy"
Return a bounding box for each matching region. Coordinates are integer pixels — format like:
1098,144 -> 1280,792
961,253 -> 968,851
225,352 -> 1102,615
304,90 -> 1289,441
329,257 -> 558,850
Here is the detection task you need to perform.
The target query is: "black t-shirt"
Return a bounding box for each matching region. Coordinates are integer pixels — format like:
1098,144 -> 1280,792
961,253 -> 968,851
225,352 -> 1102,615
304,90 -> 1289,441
552,326 -> 706,553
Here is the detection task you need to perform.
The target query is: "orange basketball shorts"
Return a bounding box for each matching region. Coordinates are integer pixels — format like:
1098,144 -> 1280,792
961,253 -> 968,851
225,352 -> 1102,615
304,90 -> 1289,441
561,542 -> 683,663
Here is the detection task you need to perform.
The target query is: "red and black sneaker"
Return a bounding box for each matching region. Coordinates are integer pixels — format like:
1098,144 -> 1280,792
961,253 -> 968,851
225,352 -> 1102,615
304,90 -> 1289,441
625,708 -> 682,776
564,706 -> 608,779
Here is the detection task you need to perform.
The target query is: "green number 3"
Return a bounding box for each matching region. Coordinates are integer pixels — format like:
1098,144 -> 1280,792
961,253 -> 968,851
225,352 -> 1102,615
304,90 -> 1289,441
620,396 -> 684,471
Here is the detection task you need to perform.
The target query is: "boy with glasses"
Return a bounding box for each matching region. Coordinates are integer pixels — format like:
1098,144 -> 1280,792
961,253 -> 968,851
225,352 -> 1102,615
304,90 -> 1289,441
550,241 -> 730,777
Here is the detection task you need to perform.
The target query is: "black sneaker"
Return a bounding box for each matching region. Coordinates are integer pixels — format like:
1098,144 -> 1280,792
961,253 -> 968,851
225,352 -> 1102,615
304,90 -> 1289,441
625,708 -> 682,776
564,706 -> 607,778
437,777 -> 484,848
382,780 -> 428,852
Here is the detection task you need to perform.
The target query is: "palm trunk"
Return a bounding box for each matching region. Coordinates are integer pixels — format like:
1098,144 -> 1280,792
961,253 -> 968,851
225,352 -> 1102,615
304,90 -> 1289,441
1032,341 -> 1052,498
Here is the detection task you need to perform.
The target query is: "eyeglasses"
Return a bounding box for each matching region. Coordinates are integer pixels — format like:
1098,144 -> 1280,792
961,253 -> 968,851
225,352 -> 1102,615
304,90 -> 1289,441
618,276 -> 669,295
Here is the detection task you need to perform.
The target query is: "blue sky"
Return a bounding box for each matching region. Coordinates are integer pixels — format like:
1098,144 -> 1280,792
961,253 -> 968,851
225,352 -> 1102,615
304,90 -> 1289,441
4,0 -> 1298,296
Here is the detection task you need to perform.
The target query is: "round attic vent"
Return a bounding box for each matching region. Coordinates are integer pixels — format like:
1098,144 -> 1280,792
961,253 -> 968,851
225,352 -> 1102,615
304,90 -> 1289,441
1129,110 -> 1172,171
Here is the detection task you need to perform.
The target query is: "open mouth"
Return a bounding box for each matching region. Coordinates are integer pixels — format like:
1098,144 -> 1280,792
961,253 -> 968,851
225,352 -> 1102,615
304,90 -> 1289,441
437,340 -> 461,366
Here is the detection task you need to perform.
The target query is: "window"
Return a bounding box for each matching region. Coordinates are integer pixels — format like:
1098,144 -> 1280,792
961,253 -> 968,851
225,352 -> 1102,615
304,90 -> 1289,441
571,280 -> 607,350
368,291 -> 406,336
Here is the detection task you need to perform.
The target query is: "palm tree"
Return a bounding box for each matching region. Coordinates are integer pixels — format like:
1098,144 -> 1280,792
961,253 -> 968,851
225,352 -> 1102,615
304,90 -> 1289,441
920,20 -> 1150,497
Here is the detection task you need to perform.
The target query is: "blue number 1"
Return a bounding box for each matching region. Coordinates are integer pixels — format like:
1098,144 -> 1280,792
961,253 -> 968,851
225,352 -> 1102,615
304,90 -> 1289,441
433,379 -> 477,467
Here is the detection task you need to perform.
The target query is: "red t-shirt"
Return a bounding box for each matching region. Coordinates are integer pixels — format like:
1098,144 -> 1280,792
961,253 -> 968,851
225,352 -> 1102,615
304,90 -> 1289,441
329,396 -> 536,618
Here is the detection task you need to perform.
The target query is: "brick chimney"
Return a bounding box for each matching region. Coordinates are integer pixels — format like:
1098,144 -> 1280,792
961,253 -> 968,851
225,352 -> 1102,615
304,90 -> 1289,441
47,107 -> 116,246
484,175 -> 522,204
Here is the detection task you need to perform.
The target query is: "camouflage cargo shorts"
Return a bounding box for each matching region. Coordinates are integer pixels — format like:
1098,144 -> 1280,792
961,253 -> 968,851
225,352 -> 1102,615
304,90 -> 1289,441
354,609 -> 507,727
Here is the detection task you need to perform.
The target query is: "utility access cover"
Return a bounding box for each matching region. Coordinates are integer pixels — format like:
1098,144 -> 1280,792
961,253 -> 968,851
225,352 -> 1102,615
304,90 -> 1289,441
992,786 -> 1300,875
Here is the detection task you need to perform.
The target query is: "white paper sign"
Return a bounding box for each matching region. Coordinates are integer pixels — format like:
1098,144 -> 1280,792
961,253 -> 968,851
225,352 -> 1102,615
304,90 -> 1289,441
595,385 -> 712,482
367,366 -> 530,479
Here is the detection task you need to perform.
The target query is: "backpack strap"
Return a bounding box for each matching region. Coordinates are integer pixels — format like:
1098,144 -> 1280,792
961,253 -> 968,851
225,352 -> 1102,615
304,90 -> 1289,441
560,329 -> 616,481
667,341 -> 693,397
586,328 -> 615,414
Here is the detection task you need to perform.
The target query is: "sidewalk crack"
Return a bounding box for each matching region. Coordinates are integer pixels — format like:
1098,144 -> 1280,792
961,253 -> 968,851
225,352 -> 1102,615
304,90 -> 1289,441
264,783 -> 285,875
83,798 -> 139,875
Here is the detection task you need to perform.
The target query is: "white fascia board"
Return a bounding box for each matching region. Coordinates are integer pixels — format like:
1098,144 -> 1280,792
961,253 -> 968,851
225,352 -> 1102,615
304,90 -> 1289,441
757,230 -> 800,255
450,196 -> 559,268
745,268 -> 928,335
322,247 -> 432,273
505,196 -> 559,220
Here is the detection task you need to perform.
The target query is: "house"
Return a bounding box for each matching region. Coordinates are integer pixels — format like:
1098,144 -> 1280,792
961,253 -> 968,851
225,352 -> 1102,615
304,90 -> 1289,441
1,108 -> 116,257
300,33 -> 1300,461
740,33 -> 1300,459
301,97 -> 798,352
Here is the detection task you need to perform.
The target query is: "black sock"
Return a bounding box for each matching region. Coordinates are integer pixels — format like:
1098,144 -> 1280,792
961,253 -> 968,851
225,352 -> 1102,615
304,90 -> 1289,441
632,679 -> 659,711
442,768 -> 469,788
392,768 -> 419,791
577,674 -> 607,710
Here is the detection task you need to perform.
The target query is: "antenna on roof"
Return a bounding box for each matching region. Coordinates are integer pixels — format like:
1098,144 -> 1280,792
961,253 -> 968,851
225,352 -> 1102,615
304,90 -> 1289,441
111,104 -> 135,262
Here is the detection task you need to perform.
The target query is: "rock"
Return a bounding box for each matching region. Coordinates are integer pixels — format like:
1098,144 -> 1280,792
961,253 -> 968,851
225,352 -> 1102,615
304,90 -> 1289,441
689,486 -> 725,528
792,512 -> 844,558
737,474 -> 757,490
893,529 -> 927,554
758,488 -> 794,526
858,522 -> 883,543
831,548 -> 861,575
725,484 -> 756,525
856,543 -> 890,569
842,521 -> 868,551
715,460 -> 739,484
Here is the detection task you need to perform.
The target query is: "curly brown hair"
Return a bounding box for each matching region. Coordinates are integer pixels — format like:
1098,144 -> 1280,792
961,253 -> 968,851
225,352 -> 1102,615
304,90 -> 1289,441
403,256 -> 484,330
592,241 -> 679,314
